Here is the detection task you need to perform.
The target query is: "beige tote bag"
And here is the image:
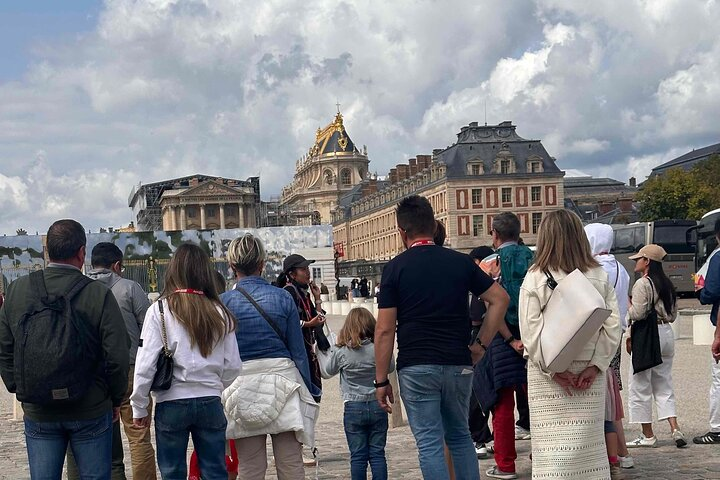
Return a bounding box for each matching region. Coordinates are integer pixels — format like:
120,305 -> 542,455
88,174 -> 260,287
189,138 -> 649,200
540,269 -> 611,373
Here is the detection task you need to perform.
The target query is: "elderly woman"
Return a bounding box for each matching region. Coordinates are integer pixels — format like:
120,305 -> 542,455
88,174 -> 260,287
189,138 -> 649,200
221,234 -> 319,480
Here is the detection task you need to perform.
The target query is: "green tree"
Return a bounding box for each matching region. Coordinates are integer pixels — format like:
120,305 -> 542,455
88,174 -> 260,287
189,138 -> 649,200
638,154 -> 720,221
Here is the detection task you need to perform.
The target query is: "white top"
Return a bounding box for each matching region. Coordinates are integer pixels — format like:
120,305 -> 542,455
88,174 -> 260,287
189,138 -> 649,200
519,266 -> 622,376
131,299 -> 242,418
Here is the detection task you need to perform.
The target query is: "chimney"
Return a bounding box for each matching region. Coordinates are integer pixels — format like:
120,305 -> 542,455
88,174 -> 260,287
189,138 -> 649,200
397,164 -> 410,181
629,177 -> 636,188
618,197 -> 633,213
389,168 -> 398,184
368,178 -> 378,194
409,158 -> 418,176
598,201 -> 614,215
417,155 -> 431,170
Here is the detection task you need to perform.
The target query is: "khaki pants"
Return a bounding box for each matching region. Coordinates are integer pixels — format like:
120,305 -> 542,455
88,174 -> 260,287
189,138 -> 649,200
235,432 -> 304,480
68,367 -> 157,480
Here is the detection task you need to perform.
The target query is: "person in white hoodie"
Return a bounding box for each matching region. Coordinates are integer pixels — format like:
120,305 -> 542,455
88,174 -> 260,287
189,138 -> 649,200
131,243 -> 241,480
584,223 -> 634,473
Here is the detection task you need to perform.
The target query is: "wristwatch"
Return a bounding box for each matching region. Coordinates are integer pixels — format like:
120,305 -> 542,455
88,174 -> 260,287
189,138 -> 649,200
474,337 -> 487,351
373,378 -> 390,388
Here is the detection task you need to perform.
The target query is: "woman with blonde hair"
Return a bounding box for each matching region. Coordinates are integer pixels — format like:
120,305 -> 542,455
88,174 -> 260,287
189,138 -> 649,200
131,243 -> 242,479
519,210 -> 621,479
322,308 -> 394,480
220,233 -> 318,480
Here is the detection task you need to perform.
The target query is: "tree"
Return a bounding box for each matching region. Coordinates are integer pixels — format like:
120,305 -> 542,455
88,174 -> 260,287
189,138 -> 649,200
638,154 -> 720,221
15,228 -> 27,236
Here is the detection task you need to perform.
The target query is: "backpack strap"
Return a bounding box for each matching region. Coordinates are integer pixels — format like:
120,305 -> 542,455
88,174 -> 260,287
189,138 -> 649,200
29,270 -> 49,301
65,275 -> 93,302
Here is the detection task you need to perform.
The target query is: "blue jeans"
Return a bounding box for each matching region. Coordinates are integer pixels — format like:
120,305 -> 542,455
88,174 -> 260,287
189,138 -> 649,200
399,364 -> 479,480
154,396 -> 227,480
343,400 -> 388,480
24,411 -> 113,480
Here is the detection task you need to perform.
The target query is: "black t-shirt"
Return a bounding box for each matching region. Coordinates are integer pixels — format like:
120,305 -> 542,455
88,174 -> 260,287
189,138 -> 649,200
378,244 -> 495,370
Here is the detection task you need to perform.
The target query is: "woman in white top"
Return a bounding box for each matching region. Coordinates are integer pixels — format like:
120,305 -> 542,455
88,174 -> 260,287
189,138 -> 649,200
625,244 -> 685,448
131,243 -> 242,479
520,210 -> 621,480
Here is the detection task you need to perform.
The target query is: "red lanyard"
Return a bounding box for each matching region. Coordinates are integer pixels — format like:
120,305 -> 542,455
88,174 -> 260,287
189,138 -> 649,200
174,288 -> 205,295
410,239 -> 435,248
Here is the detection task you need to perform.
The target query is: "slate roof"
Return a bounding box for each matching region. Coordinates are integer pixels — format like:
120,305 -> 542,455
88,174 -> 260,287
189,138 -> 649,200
650,142 -> 720,176
564,177 -> 636,197
435,121 -> 562,178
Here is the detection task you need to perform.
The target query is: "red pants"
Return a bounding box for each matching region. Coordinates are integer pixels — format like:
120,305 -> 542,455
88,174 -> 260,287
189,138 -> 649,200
492,387 -> 517,473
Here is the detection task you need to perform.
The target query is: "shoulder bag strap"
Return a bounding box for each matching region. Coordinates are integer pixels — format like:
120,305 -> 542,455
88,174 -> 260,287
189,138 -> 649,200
157,300 -> 172,357
236,286 -> 288,348
645,278 -> 656,316
613,261 -> 620,289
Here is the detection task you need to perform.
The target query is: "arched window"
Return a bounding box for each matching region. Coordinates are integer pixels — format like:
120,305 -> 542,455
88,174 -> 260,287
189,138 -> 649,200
340,168 -> 352,186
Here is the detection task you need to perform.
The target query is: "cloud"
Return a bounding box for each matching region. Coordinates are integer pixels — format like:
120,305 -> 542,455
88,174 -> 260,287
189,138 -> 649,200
0,0 -> 719,234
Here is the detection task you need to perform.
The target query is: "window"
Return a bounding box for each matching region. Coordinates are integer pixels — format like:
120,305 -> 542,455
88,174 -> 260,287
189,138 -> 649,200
532,213 -> 542,234
501,160 -> 512,174
531,186 -> 541,202
340,168 -> 352,186
312,267 -> 322,280
472,215 -> 484,236
471,188 -> 482,206
206,206 -> 216,217
502,187 -> 512,204
530,162 -> 542,173
471,164 -> 482,175
187,208 -> 197,218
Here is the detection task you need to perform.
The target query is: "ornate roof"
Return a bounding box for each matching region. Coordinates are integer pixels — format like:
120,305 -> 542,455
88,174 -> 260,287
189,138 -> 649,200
308,111 -> 359,157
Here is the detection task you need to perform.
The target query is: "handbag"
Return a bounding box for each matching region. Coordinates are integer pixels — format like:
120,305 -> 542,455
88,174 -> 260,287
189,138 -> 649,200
539,269 -> 612,373
316,324 -> 338,379
630,280 -> 663,374
150,300 -> 174,391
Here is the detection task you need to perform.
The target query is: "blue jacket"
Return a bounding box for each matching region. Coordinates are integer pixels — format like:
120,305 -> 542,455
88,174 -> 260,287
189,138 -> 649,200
221,276 -> 321,397
473,333 -> 527,412
700,253 -> 720,326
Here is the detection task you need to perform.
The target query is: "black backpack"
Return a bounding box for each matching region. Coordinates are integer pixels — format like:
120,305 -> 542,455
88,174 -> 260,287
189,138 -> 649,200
13,271 -> 97,404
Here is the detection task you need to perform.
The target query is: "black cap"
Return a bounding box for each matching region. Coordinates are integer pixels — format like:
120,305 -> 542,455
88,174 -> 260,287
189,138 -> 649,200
283,254 -> 315,273
469,246 -> 495,261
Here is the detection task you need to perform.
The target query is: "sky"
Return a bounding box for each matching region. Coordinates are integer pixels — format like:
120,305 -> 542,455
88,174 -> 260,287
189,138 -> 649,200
1,0 -> 719,235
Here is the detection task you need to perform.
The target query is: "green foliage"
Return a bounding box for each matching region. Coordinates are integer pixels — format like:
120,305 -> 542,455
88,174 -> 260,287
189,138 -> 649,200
638,154 -> 720,221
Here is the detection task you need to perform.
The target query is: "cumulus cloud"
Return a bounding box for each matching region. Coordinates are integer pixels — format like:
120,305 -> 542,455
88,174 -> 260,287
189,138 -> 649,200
0,0 -> 719,233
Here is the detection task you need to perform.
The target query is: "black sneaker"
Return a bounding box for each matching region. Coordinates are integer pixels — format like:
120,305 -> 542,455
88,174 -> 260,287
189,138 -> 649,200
692,431 -> 720,444
475,442 -> 488,458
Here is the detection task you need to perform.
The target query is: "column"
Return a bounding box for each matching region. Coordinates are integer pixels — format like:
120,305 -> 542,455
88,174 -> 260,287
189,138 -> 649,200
170,206 -> 177,231
219,203 -> 226,230
200,204 -> 206,230
238,202 -> 245,228
180,206 -> 187,230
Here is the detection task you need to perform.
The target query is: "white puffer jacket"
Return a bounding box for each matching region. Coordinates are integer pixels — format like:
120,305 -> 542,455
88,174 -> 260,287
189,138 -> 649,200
222,357 -> 319,447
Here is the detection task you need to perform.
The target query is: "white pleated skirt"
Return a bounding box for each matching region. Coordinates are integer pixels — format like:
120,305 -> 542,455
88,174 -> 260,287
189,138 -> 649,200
527,360 -> 610,480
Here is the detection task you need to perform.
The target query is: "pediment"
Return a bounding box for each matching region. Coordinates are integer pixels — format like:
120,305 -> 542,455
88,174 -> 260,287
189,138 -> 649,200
178,181 -> 243,197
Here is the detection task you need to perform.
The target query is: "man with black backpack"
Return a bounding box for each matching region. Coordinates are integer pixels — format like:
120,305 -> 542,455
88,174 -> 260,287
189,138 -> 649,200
0,219 -> 129,479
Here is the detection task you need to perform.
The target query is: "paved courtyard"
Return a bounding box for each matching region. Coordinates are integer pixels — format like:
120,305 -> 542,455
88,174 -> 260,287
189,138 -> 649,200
1,303 -> 719,479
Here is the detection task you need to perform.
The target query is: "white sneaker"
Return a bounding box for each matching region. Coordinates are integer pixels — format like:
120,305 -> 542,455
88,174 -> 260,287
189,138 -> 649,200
486,466 -> 518,479
626,434 -> 657,448
618,455 -> 634,468
486,440 -> 495,454
672,429 -> 687,448
475,442 -> 488,458
514,426 -> 531,440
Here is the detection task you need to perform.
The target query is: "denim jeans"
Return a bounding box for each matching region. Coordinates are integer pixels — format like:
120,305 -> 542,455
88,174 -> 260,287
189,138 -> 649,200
154,396 -> 227,480
399,364 -> 479,480
343,400 -> 389,480
24,411 -> 113,480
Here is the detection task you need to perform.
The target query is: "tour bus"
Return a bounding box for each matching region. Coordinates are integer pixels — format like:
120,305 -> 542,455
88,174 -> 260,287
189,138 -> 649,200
693,208 -> 720,274
611,220 -> 697,295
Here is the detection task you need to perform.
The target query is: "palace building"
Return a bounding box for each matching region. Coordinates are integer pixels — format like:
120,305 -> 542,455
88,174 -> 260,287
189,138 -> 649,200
331,121 -> 565,281
279,110 -> 370,225
129,174 -> 260,231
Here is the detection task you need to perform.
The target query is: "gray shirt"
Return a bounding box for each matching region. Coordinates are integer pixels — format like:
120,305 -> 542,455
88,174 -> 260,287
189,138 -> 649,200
324,339 -> 395,402
87,268 -> 150,364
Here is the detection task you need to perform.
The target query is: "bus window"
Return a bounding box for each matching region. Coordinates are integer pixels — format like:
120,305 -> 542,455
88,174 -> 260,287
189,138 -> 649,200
613,228 -> 635,254
633,225 -> 647,250
654,223 -> 695,254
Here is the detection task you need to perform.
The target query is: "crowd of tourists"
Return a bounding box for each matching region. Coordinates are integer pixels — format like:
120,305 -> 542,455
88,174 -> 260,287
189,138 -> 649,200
0,196 -> 718,480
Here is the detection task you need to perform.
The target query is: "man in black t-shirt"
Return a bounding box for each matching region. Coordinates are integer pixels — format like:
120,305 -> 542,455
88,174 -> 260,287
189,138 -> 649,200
375,195 -> 509,480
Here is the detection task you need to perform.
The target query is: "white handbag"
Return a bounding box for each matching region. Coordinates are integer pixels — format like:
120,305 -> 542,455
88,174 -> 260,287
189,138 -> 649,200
316,325 -> 338,379
540,269 -> 611,373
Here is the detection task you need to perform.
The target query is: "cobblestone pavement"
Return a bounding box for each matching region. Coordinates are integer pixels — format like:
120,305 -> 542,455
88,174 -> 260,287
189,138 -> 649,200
1,307 -> 719,479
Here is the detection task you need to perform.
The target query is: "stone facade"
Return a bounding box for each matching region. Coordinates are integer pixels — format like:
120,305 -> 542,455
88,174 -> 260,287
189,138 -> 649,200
332,121 -> 565,274
279,111 -> 370,225
160,178 -> 257,230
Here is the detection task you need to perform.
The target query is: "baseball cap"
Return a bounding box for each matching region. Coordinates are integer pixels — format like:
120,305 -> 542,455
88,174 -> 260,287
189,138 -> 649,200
283,254 -> 315,272
628,244 -> 667,262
